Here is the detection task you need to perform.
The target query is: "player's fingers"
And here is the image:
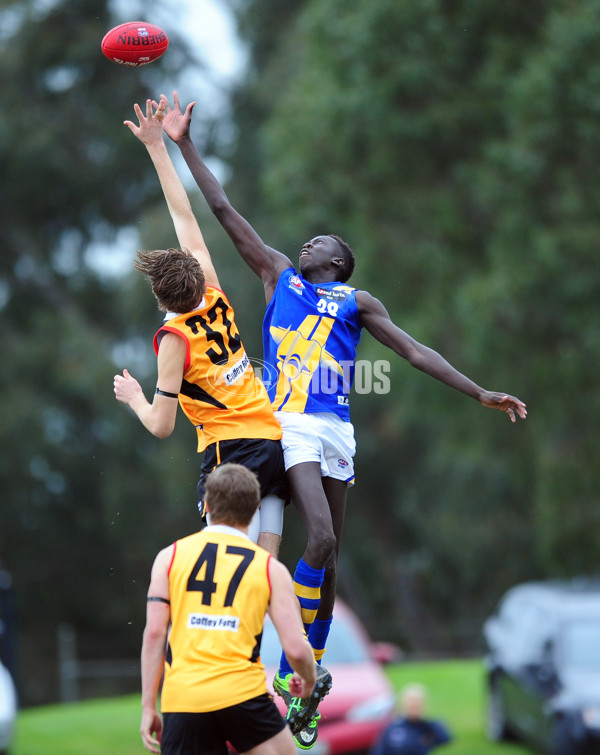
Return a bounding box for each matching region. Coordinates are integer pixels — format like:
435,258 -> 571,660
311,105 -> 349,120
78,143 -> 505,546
141,735 -> 159,754
132,102 -> 144,121
173,90 -> 180,109
186,101 -> 197,116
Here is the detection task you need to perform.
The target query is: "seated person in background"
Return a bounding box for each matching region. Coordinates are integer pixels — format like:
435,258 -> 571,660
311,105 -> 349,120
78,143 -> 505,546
370,683 -> 452,755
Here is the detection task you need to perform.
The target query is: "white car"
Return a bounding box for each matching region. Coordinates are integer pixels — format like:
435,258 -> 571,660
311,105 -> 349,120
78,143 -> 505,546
484,580 -> 600,754
0,661 -> 16,755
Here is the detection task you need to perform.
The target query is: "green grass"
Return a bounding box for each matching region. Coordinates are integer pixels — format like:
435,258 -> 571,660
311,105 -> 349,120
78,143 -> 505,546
12,659 -> 534,754
12,695 -> 142,755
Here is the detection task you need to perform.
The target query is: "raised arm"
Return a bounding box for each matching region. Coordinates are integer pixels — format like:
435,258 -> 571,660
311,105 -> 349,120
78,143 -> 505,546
124,99 -> 219,288
159,92 -> 293,301
357,290 -> 527,423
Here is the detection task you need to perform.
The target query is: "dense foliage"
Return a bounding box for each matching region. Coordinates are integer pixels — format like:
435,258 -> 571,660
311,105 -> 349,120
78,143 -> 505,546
222,0 -> 600,649
0,0 -> 204,705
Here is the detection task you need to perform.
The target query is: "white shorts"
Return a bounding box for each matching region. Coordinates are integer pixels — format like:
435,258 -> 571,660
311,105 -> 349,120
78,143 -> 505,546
275,411 -> 356,485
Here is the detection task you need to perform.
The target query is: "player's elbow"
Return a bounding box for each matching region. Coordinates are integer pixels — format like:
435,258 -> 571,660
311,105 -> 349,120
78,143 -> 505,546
146,403 -> 178,439
144,623 -> 167,644
206,191 -> 230,216
406,352 -> 425,371
211,199 -> 237,225
153,424 -> 174,439
149,417 -> 176,439
405,343 -> 432,371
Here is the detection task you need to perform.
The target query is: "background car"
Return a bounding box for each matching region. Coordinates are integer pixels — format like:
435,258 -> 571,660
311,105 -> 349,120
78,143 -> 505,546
0,570 -> 16,755
261,599 -> 398,755
0,660 -> 16,755
483,579 -> 600,755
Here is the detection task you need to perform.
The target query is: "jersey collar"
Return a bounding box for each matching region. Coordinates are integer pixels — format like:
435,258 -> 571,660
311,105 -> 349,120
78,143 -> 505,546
205,523 -> 250,540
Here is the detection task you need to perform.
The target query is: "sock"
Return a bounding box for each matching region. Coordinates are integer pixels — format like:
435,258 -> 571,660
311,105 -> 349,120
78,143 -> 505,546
278,559 -> 325,677
308,616 -> 333,664
246,507 -> 260,543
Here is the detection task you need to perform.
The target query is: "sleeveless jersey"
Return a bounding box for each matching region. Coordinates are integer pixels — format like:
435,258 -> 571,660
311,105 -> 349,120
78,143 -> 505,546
161,526 -> 272,712
154,286 -> 282,452
262,269 -> 362,421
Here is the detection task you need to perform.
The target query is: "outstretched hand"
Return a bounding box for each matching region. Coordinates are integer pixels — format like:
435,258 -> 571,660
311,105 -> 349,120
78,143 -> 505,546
480,391 -> 527,423
153,91 -> 196,144
123,98 -> 167,146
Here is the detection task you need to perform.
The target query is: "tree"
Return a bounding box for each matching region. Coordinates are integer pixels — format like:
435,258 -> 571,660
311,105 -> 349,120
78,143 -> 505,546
0,0 -> 203,704
221,0 -> 600,651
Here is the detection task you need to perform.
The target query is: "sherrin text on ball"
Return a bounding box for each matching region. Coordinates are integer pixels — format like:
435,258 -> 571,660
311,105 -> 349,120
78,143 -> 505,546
101,21 -> 168,67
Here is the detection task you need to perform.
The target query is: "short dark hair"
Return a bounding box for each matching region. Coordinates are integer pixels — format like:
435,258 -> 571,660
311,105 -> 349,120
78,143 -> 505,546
329,234 -> 356,282
204,463 -> 260,527
134,248 -> 206,313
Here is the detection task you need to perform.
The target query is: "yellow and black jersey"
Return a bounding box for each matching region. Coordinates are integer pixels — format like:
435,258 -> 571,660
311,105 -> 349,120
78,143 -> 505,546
161,526 -> 272,713
154,286 -> 282,452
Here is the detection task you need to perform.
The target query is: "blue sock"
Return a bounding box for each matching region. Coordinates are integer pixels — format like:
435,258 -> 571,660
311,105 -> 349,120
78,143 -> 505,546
278,559 -> 325,677
308,616 -> 333,665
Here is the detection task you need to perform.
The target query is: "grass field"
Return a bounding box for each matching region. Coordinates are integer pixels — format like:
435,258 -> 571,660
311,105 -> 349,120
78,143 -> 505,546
11,658 -> 534,755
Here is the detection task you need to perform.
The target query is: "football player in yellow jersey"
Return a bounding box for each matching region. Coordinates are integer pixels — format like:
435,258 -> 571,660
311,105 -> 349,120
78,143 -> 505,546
113,100 -> 286,556
158,91 -> 527,749
140,463 -> 317,755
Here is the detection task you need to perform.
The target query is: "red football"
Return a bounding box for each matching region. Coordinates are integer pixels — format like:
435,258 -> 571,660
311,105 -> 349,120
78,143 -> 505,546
101,21 -> 168,67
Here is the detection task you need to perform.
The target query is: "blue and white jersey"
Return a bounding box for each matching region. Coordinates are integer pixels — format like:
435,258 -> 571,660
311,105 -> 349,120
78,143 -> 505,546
262,268 -> 362,421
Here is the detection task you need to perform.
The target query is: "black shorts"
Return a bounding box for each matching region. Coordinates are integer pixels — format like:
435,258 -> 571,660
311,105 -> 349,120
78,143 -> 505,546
197,438 -> 288,517
161,693 -> 287,755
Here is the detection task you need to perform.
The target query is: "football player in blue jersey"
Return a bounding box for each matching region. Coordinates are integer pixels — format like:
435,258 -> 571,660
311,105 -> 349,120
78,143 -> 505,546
157,92 -> 527,749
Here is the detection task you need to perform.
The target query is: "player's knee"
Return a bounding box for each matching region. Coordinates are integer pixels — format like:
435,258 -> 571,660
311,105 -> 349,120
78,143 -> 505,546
307,530 -> 336,565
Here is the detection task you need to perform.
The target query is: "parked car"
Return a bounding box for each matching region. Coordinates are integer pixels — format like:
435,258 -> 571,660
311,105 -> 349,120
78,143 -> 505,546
483,579 -> 600,755
0,660 -> 16,755
261,599 -> 398,755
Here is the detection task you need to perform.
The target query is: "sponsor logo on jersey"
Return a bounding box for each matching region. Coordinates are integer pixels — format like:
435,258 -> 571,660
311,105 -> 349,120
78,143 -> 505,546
337,458 -> 349,468
315,287 -> 348,302
187,613 -> 240,632
223,352 -> 250,385
289,276 -> 305,294
337,395 -> 349,405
